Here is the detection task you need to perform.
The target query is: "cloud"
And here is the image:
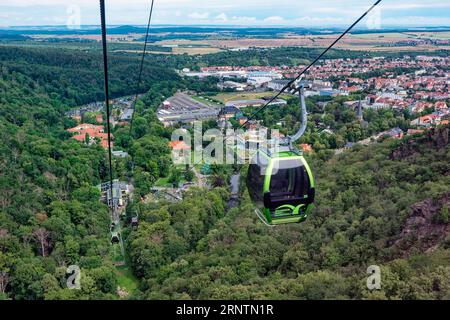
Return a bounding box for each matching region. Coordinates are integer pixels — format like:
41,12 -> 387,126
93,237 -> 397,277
295,16 -> 344,23
383,3 -> 450,10
230,16 -> 257,24
264,16 -> 285,23
381,16 -> 450,26
215,13 -> 228,22
187,12 -> 209,19
211,14 -> 257,24
1,0 -> 450,26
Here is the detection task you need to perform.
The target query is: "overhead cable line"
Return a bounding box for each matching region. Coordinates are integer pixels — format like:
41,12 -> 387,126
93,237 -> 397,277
236,0 -> 382,130
129,0 -> 155,135
99,0 -> 115,218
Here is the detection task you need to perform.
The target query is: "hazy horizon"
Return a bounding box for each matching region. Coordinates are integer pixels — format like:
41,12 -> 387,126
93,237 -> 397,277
1,0 -> 449,28
0,24 -> 450,32
2,24 -> 450,29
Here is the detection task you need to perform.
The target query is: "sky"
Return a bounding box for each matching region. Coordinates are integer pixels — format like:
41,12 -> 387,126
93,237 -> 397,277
0,0 -> 449,28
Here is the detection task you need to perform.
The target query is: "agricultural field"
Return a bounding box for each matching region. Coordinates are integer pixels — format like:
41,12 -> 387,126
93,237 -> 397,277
153,31 -> 450,52
146,46 -> 223,55
6,30 -> 448,54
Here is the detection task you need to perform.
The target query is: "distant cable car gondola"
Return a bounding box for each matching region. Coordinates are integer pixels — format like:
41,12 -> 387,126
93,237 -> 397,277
247,86 -> 315,225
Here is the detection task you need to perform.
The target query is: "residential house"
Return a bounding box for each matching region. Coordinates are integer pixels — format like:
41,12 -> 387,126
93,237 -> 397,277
67,123 -> 113,149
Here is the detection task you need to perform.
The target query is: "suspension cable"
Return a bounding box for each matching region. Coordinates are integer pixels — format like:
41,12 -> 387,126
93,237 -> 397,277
237,0 -> 382,130
99,0 -> 115,216
129,0 -> 155,135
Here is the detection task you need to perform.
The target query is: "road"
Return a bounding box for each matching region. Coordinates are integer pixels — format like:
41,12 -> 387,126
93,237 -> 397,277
335,134 -> 379,155
227,173 -> 240,210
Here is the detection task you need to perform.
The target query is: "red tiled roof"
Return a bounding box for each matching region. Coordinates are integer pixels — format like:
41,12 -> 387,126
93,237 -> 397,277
72,134 -> 86,142
67,123 -> 111,149
67,123 -> 104,133
300,144 -> 313,152
168,141 -> 190,150
96,114 -> 103,123
100,139 -> 112,149
407,129 -> 424,135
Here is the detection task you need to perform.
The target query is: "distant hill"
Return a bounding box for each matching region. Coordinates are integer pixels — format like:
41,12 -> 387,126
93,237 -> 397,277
0,33 -> 31,40
1,25 -> 449,38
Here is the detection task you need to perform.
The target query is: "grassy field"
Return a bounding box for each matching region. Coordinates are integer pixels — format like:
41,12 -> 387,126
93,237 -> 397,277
402,31 -> 450,40
111,222 -> 139,298
191,95 -> 222,107
155,168 -> 193,187
173,47 -> 223,55
114,265 -> 139,296
142,48 -> 223,55
212,91 -> 293,104
340,45 -> 450,52
111,46 -> 222,55
348,32 -> 410,39
155,176 -> 172,187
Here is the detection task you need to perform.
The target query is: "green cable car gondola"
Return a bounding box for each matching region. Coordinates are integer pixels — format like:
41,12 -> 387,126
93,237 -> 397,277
247,148 -> 315,225
247,86 -> 315,226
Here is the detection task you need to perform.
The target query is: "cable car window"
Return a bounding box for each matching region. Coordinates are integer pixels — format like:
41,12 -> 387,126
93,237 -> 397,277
247,153 -> 268,203
248,164 -> 264,202
269,159 -> 308,199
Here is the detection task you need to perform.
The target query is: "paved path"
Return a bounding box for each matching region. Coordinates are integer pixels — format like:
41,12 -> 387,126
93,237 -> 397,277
192,166 -> 207,188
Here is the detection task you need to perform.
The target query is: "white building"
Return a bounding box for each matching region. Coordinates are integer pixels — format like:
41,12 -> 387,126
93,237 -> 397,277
247,77 -> 273,87
268,80 -> 290,91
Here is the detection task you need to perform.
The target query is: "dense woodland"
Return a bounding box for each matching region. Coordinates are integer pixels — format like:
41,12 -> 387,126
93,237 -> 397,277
0,60 -> 113,299
0,45 -> 449,300
0,46 -> 180,106
124,128 -> 450,299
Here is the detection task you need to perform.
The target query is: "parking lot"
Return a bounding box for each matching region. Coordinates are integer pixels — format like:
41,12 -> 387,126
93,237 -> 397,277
157,92 -> 220,125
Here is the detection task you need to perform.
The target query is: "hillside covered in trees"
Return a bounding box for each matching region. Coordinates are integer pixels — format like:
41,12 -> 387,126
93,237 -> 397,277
0,45 -> 449,300
0,45 -> 180,299
126,126 -> 450,300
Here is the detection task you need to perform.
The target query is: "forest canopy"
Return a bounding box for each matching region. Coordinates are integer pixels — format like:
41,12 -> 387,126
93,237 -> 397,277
0,44 -> 449,300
